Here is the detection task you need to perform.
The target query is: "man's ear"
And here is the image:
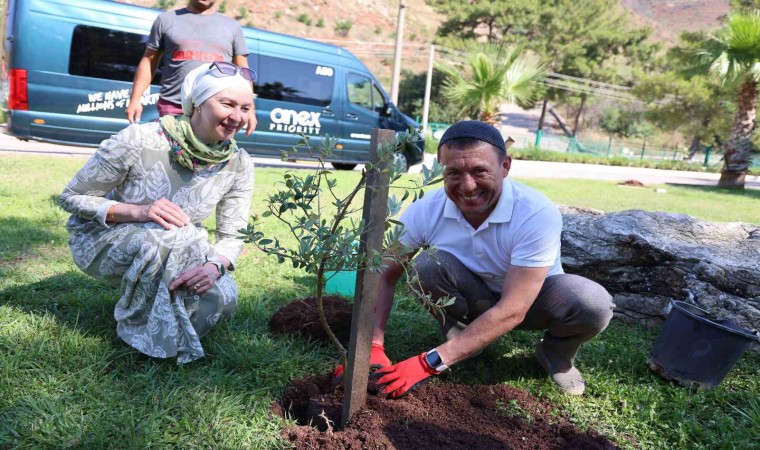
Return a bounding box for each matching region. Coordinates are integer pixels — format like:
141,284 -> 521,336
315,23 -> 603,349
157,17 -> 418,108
502,154 -> 512,178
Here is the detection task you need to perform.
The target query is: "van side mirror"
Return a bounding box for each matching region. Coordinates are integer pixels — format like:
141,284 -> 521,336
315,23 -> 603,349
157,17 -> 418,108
380,103 -> 392,117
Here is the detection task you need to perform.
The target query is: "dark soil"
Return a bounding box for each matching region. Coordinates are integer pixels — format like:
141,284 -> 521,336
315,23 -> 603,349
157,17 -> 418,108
269,296 -> 618,449
274,373 -> 618,449
269,296 -> 353,345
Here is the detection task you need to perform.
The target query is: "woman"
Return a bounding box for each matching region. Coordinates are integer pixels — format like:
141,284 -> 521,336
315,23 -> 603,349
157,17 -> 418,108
60,62 -> 256,363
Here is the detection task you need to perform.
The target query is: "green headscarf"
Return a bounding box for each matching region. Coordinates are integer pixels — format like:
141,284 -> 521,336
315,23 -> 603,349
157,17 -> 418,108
159,115 -> 238,171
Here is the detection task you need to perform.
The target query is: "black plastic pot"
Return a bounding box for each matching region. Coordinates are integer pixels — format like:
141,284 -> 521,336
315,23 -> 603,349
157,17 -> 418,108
648,300 -> 760,389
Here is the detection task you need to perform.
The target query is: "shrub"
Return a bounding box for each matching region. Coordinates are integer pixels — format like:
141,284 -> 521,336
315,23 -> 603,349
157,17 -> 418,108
297,13 -> 312,26
335,20 -> 353,37
316,18 -> 325,28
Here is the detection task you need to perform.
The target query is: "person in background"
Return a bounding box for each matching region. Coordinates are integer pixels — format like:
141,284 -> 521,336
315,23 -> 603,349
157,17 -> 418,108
126,0 -> 256,135
61,63 -> 255,363
361,120 -> 614,397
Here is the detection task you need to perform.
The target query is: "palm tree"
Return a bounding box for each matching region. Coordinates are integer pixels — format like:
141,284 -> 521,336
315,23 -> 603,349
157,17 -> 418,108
702,10 -> 760,189
437,45 -> 545,126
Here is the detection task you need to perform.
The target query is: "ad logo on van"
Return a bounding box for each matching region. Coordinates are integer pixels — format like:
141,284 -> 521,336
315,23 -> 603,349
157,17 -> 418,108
76,90 -> 158,114
270,108 -> 321,135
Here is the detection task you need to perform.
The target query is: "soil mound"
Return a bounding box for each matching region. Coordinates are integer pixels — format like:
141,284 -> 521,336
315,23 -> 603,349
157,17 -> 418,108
275,373 -> 619,449
269,296 -> 353,344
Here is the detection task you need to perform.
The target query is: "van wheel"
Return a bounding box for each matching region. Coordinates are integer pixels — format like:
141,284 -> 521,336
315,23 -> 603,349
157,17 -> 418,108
392,152 -> 409,172
332,163 -> 357,171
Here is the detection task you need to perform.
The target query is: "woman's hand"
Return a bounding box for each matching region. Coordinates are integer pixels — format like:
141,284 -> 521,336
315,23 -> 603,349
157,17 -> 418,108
139,198 -> 190,230
169,263 -> 220,295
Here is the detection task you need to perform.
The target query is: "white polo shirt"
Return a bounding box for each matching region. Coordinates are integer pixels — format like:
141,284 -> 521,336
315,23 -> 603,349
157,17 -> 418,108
399,178 -> 564,292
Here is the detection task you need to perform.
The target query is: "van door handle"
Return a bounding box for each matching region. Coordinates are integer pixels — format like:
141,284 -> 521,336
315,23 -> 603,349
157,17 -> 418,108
321,109 -> 335,117
345,113 -> 359,120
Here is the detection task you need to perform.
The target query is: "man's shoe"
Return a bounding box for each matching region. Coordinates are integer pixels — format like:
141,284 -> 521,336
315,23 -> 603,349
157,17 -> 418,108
534,340 -> 585,396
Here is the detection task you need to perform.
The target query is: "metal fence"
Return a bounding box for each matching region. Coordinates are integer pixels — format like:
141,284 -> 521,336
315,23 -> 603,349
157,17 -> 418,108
425,122 -> 735,168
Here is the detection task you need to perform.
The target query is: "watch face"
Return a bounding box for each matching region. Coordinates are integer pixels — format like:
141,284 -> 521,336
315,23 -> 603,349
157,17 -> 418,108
426,350 -> 443,369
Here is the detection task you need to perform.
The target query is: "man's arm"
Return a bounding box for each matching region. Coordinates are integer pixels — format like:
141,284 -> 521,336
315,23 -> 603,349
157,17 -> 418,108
125,48 -> 161,123
437,264 -> 550,366
372,257 -> 409,345
233,54 -> 257,136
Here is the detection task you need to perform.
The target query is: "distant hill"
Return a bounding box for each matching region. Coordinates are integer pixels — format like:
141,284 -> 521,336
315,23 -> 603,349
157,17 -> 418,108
620,0 -> 729,44
115,0 -> 731,85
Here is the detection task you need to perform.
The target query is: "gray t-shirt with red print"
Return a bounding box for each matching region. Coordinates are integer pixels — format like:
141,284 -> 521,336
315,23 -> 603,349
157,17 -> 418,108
147,8 -> 249,104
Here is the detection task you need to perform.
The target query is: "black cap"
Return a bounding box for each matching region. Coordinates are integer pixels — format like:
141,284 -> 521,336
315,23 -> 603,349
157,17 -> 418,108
438,120 -> 506,154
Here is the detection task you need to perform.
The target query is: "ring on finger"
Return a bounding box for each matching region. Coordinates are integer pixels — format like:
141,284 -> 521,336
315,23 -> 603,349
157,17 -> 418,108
193,283 -> 201,290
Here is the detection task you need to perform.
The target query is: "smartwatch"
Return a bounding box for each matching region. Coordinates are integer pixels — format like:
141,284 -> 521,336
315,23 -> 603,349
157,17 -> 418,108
424,348 -> 449,373
205,256 -> 226,279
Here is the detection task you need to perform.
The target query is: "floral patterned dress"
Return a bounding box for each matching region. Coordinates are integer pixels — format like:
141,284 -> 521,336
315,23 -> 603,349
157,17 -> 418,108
60,122 -> 254,363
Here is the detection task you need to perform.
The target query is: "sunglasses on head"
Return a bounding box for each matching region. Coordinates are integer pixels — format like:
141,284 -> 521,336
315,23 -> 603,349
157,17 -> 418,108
208,61 -> 256,83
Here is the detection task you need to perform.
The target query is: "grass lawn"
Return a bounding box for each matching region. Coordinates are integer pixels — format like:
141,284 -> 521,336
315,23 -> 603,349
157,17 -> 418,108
1,154 -> 758,449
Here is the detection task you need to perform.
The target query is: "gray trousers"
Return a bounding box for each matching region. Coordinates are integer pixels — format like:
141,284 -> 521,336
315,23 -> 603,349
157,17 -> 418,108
412,250 -> 614,369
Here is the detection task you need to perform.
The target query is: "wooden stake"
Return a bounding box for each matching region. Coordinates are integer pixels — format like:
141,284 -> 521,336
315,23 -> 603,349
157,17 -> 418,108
340,128 -> 394,428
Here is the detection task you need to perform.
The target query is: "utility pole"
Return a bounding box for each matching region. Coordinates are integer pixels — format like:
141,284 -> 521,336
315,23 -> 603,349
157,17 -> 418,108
389,0 -> 407,105
421,44 -> 435,136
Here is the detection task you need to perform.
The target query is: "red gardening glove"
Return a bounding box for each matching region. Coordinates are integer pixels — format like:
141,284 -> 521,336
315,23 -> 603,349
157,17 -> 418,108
371,352 -> 438,398
332,343 -> 392,383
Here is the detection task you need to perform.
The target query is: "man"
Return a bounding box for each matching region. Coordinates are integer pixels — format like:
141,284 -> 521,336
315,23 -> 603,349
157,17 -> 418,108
126,0 -> 256,135
368,120 -> 614,397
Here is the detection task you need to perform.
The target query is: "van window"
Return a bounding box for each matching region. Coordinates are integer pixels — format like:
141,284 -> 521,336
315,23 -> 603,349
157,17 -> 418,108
255,55 -> 334,107
347,72 -> 385,112
69,25 -> 160,84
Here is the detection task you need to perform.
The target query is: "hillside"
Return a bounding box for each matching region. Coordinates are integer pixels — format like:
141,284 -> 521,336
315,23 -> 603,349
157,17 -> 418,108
116,0 -> 731,87
621,0 -> 729,44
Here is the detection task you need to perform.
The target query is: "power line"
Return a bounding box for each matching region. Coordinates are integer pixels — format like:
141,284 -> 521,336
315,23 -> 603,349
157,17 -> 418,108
311,38 -> 648,102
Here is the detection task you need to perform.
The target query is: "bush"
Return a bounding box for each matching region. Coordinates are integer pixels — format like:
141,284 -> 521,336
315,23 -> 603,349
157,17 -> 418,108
397,70 -> 460,124
335,20 -> 353,37
316,18 -> 325,28
509,147 -> 737,173
425,137 -> 439,155
297,13 -> 312,26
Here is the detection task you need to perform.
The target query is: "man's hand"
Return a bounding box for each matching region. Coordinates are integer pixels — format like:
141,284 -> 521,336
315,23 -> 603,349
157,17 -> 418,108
371,352 -> 438,398
125,102 -> 143,124
332,343 -> 391,383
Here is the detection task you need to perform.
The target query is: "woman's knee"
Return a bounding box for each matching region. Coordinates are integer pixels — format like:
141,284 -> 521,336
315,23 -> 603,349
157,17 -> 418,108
187,276 -> 238,336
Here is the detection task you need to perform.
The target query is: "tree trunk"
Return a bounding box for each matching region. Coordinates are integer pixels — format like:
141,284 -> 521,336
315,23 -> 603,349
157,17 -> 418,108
684,135 -> 700,161
719,77 -> 757,189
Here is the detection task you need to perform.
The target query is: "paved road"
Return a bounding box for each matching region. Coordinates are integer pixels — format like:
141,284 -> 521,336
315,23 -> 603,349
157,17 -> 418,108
2,129 -> 758,189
